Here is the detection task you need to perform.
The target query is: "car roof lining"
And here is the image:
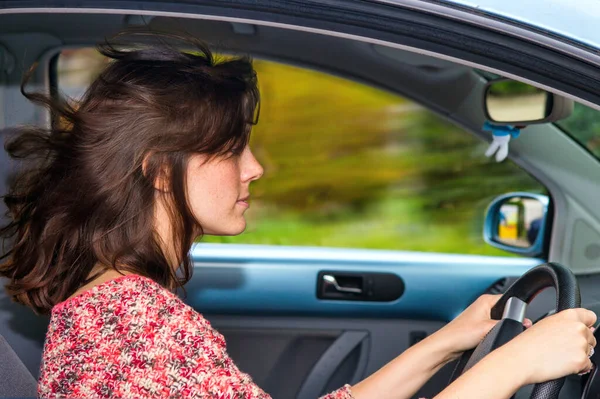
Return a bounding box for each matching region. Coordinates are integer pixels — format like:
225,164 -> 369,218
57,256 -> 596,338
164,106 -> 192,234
0,13 -> 480,118
0,11 -> 571,209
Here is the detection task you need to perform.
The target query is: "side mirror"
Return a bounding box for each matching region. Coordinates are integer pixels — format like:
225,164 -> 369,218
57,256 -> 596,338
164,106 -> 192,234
484,79 -> 573,125
484,193 -> 550,257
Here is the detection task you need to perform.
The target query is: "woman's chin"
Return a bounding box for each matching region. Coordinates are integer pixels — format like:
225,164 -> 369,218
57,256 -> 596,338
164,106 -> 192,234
204,220 -> 247,236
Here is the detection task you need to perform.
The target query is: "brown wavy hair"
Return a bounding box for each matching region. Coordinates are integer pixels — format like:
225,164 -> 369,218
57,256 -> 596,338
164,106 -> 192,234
0,33 -> 260,314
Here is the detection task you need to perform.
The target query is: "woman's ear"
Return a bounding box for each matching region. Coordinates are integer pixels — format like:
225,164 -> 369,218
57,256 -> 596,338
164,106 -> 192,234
142,152 -> 171,192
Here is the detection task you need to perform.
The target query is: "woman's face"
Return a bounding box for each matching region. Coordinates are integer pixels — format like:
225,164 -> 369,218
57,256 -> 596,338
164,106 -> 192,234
186,145 -> 264,236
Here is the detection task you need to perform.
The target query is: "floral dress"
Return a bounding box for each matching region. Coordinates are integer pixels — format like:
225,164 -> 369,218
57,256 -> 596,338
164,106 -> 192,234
37,274 -> 354,399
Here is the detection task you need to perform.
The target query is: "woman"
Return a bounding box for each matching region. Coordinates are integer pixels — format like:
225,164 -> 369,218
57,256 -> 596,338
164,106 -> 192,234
0,34 -> 596,399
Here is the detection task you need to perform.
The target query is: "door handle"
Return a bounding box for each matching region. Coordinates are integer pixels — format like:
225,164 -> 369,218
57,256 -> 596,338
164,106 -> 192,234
317,271 -> 405,302
322,274 -> 363,294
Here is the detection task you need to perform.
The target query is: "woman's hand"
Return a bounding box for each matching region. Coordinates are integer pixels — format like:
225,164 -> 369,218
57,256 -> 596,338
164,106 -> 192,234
435,307 -> 597,399
430,294 -> 532,363
502,308 -> 597,384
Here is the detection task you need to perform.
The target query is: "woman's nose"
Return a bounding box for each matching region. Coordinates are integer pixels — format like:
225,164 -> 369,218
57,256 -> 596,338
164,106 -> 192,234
242,148 -> 264,182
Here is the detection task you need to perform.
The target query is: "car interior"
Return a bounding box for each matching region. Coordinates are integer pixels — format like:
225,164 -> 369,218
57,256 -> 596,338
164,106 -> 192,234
2,9 -> 600,399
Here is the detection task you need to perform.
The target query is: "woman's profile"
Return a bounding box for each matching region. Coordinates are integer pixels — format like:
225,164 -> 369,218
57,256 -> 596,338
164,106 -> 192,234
0,32 -> 596,399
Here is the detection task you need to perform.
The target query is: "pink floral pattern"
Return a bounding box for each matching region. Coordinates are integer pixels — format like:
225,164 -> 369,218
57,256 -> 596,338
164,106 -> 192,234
38,274 -> 354,399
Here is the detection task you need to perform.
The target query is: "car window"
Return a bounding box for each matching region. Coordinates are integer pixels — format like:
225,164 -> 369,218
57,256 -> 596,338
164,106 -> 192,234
56,48 -> 547,256
556,102 -> 600,159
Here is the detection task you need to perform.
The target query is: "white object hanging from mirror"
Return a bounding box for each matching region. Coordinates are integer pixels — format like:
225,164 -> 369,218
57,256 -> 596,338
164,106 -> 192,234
483,121 -> 521,162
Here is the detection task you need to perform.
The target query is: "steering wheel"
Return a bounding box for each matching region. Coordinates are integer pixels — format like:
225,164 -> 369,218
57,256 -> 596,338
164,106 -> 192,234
448,262 -> 580,399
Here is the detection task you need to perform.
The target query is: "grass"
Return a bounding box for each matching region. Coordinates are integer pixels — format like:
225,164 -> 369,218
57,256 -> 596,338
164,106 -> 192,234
202,195 -> 512,257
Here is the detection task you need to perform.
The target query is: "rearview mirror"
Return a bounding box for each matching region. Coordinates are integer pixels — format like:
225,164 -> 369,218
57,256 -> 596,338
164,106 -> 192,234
484,79 -> 573,125
484,193 -> 550,257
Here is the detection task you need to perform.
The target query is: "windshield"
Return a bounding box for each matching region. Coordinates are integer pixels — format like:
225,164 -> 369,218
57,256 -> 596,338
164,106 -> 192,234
556,102 -> 600,159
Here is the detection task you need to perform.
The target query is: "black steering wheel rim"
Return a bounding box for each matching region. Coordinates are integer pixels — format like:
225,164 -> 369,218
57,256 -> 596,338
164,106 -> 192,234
449,262 -> 581,399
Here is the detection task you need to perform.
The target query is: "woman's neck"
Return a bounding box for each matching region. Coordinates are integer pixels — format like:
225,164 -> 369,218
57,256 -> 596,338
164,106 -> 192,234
67,267 -> 133,301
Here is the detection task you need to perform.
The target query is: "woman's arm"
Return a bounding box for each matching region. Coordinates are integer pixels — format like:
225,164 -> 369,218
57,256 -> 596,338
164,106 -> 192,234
351,332 -> 454,399
432,345 -> 525,399
350,307 -> 597,399
351,294 -> 506,399
351,343 -> 526,399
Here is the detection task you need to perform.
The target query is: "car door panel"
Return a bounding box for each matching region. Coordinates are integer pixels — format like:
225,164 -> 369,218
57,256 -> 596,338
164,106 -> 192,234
187,244 -> 540,399
208,315 -> 447,399
187,244 -> 538,320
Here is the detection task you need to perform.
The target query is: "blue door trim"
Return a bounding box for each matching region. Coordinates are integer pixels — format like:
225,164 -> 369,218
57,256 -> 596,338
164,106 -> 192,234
187,244 -> 539,321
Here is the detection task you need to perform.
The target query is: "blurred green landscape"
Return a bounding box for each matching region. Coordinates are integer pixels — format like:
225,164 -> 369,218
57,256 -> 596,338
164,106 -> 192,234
57,50 -> 552,256
200,60 -> 546,256
558,103 -> 600,158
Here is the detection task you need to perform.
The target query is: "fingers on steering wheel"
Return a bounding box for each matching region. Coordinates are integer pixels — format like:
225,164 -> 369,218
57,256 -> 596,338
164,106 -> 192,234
579,359 -> 594,376
588,328 -> 597,349
581,309 -> 598,328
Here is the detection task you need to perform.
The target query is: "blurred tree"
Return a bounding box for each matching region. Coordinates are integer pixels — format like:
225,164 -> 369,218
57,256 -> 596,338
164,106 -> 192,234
558,103 -> 600,157
487,80 -> 539,97
396,111 -> 544,223
249,59 -> 412,215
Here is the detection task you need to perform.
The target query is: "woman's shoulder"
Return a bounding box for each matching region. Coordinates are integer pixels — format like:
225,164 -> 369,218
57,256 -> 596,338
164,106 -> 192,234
50,274 -> 209,330
52,274 -> 165,313
47,273 -> 221,346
